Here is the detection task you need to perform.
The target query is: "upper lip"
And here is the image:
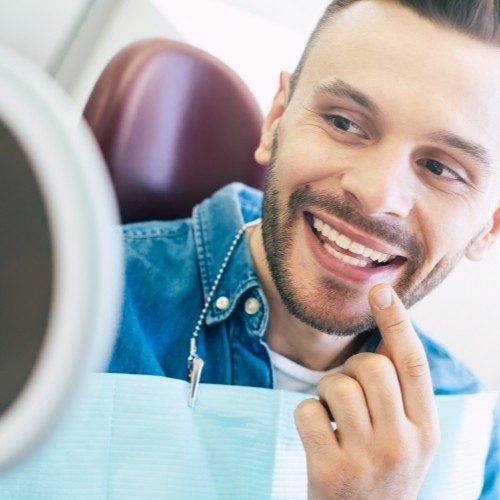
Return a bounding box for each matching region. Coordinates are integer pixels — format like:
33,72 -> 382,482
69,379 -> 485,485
308,210 -> 407,258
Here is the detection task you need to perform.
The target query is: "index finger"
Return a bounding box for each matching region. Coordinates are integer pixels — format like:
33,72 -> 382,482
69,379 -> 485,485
369,284 -> 436,426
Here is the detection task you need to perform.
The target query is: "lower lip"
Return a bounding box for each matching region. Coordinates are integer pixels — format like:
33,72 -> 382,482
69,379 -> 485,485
303,215 -> 403,283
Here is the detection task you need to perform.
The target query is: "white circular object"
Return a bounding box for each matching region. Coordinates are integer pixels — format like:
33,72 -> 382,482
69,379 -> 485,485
244,297 -> 261,315
215,296 -> 230,311
0,46 -> 123,470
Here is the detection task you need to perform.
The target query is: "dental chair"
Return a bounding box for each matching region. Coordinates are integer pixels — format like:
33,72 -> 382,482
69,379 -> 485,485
83,38 -> 265,222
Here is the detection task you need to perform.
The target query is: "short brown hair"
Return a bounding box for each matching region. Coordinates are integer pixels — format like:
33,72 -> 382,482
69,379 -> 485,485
290,0 -> 500,94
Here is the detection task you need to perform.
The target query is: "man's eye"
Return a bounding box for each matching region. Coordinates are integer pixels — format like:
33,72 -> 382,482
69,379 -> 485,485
326,115 -> 365,137
418,159 -> 464,182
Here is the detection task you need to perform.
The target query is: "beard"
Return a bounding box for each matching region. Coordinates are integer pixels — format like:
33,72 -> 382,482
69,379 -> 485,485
261,136 -> 467,337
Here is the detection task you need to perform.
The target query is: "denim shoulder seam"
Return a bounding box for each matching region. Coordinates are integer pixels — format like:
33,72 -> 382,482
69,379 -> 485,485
122,224 -> 189,240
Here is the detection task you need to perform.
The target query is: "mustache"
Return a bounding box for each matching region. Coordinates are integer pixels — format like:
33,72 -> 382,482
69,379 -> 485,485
289,184 -> 423,260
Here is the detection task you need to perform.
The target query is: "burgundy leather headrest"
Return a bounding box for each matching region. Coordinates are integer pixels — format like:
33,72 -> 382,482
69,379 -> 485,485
83,38 -> 265,222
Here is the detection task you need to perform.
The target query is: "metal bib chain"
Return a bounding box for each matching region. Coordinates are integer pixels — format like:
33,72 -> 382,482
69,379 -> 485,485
187,218 -> 261,407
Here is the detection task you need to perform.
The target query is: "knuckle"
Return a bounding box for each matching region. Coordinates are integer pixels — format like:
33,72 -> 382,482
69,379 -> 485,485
402,352 -> 429,378
318,373 -> 346,397
318,373 -> 343,390
295,399 -> 324,424
343,354 -> 359,373
294,401 -> 333,453
345,352 -> 375,370
382,445 -> 410,469
345,351 -> 371,364
329,377 -> 360,404
382,317 -> 408,335
360,354 -> 395,379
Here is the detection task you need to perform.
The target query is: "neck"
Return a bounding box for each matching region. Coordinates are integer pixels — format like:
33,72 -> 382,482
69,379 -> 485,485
248,223 -> 361,372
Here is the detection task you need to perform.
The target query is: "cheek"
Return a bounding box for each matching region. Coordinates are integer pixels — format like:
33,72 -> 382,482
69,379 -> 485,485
275,131 -> 351,187
417,200 -> 475,261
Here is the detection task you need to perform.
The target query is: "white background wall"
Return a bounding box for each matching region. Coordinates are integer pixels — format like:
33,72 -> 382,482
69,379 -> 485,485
68,0 -> 331,110
0,0 -> 90,71
7,0 -> 497,388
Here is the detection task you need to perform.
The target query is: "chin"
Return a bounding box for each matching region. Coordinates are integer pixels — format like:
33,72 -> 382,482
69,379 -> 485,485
274,270 -> 378,336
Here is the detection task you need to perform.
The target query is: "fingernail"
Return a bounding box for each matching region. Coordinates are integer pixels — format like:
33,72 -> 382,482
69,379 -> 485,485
373,288 -> 392,309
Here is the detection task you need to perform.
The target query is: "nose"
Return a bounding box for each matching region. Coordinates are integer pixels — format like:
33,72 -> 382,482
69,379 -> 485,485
339,144 -> 415,219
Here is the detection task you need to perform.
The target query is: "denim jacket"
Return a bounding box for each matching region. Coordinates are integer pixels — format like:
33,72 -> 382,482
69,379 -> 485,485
109,183 -> 498,498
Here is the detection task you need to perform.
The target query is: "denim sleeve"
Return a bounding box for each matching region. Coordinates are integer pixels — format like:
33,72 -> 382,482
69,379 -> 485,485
480,407 -> 499,499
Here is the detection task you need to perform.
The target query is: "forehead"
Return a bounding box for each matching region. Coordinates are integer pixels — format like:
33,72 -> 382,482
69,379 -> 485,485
294,1 -> 500,170
304,1 -> 500,94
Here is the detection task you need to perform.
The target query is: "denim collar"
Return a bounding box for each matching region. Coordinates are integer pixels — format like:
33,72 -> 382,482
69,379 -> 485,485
192,183 -> 264,327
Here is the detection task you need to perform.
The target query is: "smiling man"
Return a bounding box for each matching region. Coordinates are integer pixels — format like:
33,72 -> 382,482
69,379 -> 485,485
110,0 -> 499,497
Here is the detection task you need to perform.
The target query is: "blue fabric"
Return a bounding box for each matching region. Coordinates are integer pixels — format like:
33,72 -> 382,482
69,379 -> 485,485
108,182 -> 499,498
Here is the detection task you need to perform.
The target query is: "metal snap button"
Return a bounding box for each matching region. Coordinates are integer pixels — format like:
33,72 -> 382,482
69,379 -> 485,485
215,296 -> 230,311
244,297 -> 261,315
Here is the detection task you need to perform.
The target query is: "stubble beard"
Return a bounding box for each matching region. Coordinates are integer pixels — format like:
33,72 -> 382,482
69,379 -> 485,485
260,137 -> 467,337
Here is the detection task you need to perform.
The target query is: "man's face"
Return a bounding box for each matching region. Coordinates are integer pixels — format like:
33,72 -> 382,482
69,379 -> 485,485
257,0 -> 500,336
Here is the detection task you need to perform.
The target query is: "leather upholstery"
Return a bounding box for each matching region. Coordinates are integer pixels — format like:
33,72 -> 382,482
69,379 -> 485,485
84,38 -> 265,222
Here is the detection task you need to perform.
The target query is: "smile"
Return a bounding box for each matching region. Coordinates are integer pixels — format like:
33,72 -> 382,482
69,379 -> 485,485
311,215 -> 397,268
303,212 -> 406,281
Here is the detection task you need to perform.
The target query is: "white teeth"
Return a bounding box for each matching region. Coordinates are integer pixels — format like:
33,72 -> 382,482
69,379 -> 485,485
336,234 -> 351,250
349,241 -> 365,255
376,252 -> 392,262
319,223 -> 338,241
324,243 -> 368,267
313,218 -> 323,231
327,227 -> 339,241
312,216 -> 396,263
362,246 -> 374,258
348,256 -> 367,267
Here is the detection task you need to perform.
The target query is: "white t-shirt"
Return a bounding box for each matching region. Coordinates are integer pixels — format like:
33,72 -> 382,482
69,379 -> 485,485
269,347 -> 343,395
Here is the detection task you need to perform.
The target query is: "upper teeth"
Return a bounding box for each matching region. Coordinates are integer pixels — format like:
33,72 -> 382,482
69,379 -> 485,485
312,216 -> 396,263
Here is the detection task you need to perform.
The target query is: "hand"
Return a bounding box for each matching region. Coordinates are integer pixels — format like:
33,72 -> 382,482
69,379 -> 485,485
294,284 -> 440,500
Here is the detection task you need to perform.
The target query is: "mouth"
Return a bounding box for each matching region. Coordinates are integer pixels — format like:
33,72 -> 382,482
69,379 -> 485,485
304,212 -> 407,280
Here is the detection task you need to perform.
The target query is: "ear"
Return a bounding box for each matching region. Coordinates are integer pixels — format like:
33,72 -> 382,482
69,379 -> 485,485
465,206 -> 500,261
254,71 -> 291,167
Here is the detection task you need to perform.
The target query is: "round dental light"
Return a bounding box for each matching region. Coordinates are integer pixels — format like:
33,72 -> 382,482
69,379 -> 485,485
0,46 -> 122,470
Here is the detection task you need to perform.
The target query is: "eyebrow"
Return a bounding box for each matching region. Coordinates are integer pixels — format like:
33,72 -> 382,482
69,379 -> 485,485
312,79 -> 381,117
312,78 -> 493,175
427,130 -> 493,176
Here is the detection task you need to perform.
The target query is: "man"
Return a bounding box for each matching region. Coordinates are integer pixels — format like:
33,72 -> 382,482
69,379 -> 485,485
109,0 -> 499,497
